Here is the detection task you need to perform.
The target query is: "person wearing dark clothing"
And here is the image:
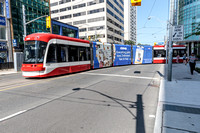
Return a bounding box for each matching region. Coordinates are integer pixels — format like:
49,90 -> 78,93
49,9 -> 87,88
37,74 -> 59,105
188,53 -> 197,75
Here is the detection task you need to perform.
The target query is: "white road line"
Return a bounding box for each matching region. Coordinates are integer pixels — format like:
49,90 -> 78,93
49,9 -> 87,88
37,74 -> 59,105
149,115 -> 156,118
124,69 -> 130,72
0,110 -> 27,122
81,72 -> 158,80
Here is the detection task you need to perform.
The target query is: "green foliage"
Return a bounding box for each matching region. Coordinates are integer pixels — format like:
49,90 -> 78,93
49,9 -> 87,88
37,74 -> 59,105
124,40 -> 135,45
195,67 -> 200,73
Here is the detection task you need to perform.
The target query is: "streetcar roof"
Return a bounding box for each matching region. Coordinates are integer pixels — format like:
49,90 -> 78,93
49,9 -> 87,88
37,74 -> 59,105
25,33 -> 90,44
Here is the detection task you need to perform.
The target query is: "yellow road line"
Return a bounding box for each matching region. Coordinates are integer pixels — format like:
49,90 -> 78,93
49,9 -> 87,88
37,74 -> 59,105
0,74 -> 74,92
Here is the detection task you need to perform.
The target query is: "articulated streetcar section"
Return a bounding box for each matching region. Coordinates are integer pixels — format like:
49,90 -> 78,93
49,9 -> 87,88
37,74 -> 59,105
21,33 -> 186,78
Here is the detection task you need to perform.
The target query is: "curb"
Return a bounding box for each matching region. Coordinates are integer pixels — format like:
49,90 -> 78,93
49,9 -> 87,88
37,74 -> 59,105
154,80 -> 165,133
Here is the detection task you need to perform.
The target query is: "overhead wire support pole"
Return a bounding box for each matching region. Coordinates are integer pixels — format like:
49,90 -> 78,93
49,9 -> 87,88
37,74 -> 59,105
167,0 -> 175,81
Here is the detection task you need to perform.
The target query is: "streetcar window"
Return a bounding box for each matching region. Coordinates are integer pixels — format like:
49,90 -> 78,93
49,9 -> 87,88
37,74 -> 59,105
79,47 -> 87,61
87,47 -> 91,61
173,49 -> 186,57
57,45 -> 68,62
24,41 -> 47,63
154,50 -> 166,57
69,46 -> 78,62
47,44 -> 57,63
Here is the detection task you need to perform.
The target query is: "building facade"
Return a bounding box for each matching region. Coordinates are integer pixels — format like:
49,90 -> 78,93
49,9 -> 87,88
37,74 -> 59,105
50,0 -> 124,44
52,19 -> 79,38
177,0 -> 200,56
124,0 -> 137,43
0,0 -> 9,63
10,0 -> 50,50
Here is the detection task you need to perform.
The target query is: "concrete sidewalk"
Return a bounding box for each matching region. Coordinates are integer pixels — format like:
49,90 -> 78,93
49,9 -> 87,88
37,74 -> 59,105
0,69 -> 18,75
154,61 -> 200,133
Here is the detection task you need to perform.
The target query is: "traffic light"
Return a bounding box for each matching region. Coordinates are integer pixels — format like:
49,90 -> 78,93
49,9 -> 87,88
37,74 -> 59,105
131,0 -> 142,6
46,16 -> 51,29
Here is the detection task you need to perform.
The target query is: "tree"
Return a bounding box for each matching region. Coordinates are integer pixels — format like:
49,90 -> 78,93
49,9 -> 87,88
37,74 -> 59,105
124,40 -> 135,45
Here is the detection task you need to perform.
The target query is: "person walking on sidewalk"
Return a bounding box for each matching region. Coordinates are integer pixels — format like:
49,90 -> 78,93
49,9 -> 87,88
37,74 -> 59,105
176,54 -> 180,63
183,54 -> 187,65
188,53 -> 197,75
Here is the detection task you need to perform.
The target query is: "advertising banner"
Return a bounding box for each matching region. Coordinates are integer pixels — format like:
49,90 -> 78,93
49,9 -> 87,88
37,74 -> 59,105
133,45 -> 152,64
0,16 -> 6,26
113,44 -> 131,66
0,41 -> 7,51
93,42 -> 112,69
135,46 -> 144,64
142,46 -> 153,64
6,0 -> 10,19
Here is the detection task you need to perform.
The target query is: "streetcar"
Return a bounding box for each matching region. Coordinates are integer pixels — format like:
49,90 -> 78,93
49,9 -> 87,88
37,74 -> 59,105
21,33 -> 91,77
153,45 -> 186,63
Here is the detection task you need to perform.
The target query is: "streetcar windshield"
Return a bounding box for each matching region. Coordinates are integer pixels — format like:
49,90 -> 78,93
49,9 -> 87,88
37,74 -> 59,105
24,41 -> 47,63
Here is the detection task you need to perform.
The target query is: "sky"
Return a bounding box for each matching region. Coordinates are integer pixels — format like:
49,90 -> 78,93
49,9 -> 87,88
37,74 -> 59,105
137,0 -> 169,45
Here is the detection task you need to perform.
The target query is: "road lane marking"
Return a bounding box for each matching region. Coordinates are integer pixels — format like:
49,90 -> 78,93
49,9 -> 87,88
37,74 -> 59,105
0,110 -> 27,122
0,74 -> 74,92
81,72 -> 158,80
124,69 -> 130,72
149,115 -> 155,118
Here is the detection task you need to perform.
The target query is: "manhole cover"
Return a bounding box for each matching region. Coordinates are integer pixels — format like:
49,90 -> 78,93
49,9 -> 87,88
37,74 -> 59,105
134,71 -> 141,74
183,77 -> 192,79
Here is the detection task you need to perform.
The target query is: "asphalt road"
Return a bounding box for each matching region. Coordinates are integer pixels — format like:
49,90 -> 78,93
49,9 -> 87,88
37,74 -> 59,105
0,64 -> 164,133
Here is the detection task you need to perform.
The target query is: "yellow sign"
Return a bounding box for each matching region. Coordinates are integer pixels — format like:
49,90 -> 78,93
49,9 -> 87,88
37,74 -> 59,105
46,16 -> 51,29
154,42 -> 157,46
131,0 -> 142,6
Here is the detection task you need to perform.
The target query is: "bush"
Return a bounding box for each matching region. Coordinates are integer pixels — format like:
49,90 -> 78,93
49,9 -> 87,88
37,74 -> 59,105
195,67 -> 200,73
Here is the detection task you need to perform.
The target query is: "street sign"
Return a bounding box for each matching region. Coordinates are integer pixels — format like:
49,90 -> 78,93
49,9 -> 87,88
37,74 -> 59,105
0,16 -> 6,26
13,39 -> 17,47
172,25 -> 184,41
6,0 -> 10,19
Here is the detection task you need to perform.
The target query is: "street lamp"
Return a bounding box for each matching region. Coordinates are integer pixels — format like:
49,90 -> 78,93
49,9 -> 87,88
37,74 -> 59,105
22,5 -> 48,39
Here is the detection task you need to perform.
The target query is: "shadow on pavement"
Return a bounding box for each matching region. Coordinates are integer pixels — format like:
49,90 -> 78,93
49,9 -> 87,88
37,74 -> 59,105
72,88 -> 146,133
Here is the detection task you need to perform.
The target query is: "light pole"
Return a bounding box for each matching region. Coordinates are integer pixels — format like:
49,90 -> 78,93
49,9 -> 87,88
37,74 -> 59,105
22,5 -> 48,40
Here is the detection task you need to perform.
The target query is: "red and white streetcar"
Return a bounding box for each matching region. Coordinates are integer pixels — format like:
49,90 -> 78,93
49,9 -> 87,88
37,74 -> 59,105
153,45 -> 186,63
21,33 -> 91,77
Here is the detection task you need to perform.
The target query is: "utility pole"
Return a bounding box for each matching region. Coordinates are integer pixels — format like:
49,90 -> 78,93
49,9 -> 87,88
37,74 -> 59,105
48,0 -> 52,33
168,0 -> 175,81
22,5 -> 26,40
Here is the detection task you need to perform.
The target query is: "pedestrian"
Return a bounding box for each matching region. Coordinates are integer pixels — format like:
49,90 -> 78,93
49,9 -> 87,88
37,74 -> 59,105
188,53 -> 197,75
183,54 -> 187,65
176,54 -> 180,63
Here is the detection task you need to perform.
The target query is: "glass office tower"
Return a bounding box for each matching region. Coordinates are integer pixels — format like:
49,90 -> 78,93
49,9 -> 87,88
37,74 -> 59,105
178,0 -> 200,55
11,0 -> 50,50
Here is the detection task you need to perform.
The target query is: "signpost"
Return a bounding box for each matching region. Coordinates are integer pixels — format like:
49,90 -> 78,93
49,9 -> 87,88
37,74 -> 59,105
13,39 -> 17,47
172,25 -> 184,41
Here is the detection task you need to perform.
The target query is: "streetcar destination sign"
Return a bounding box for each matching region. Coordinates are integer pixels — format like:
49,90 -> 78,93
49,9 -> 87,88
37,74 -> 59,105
172,25 -> 184,41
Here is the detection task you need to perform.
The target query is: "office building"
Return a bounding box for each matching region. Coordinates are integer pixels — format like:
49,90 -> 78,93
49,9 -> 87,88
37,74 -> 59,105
124,0 -> 137,43
177,0 -> 200,56
10,0 -> 50,50
0,0 -> 9,63
50,0 -> 124,43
